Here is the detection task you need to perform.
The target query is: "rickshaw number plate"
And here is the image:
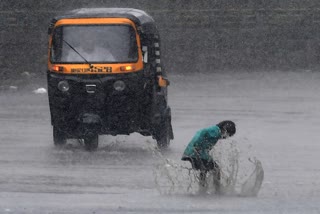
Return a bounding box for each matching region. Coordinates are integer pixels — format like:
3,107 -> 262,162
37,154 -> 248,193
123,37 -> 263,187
71,67 -> 112,73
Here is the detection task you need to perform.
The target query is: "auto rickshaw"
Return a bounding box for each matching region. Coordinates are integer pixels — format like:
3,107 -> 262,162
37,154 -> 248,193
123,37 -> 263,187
47,8 -> 174,150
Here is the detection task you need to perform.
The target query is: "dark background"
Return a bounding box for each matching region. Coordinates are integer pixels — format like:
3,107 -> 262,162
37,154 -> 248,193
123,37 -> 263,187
1,0 -> 320,84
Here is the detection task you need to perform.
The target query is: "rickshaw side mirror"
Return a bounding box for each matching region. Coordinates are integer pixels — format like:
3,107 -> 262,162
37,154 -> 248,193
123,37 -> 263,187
158,76 -> 170,87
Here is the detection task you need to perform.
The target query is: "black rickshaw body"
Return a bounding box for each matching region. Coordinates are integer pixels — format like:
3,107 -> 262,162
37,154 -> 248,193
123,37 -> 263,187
47,8 -> 173,149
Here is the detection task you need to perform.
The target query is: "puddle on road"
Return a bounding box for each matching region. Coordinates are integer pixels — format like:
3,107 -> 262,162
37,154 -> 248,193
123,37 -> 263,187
48,136 -> 158,166
153,139 -> 264,197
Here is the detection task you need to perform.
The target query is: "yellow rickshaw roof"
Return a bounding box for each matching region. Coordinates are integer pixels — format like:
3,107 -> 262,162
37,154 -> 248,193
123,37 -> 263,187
48,8 -> 158,35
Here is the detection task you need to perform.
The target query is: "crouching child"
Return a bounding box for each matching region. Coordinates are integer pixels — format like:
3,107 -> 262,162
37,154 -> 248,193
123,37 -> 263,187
181,120 -> 236,193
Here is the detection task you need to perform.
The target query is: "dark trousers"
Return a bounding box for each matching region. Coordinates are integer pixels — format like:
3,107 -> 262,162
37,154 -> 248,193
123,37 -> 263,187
182,157 -> 221,191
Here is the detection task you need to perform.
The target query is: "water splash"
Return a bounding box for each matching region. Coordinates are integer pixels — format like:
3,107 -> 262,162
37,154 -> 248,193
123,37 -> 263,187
240,158 -> 264,197
153,158 -> 200,195
153,139 -> 264,196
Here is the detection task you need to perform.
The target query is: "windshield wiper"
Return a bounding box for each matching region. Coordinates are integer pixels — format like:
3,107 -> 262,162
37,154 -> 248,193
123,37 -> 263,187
63,39 -> 94,69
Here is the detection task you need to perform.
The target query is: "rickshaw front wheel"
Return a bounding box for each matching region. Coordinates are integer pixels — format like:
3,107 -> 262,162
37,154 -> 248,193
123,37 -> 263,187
53,126 -> 67,146
84,134 -> 99,151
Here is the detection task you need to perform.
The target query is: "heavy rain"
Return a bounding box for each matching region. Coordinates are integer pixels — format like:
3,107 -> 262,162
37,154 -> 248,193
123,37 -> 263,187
1,1 -> 320,213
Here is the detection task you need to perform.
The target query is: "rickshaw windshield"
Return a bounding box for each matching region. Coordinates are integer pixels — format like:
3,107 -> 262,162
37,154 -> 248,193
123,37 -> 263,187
51,25 -> 139,63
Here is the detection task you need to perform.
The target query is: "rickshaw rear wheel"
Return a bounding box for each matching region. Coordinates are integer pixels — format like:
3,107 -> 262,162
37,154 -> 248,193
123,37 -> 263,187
84,134 -> 99,151
156,117 -> 170,149
53,126 -> 67,146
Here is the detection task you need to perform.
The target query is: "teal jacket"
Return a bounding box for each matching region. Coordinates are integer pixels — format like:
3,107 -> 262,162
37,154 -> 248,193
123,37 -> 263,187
182,125 -> 221,161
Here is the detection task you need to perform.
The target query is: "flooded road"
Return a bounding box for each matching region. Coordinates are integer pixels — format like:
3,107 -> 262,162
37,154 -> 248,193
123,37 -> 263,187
0,70 -> 320,213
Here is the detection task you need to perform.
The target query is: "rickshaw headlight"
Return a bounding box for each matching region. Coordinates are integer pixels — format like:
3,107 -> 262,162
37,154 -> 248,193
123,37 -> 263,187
58,81 -> 70,92
113,80 -> 125,91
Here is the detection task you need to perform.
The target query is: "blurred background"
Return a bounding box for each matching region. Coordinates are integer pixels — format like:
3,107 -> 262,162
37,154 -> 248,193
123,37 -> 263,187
1,0 -> 320,85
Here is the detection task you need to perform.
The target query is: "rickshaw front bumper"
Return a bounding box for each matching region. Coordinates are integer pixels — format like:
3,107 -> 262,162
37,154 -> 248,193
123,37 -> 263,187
47,71 -> 155,137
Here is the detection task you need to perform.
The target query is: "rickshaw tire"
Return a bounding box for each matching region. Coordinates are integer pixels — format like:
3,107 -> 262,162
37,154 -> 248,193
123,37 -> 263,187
53,126 -> 67,146
156,117 -> 170,149
84,134 -> 99,151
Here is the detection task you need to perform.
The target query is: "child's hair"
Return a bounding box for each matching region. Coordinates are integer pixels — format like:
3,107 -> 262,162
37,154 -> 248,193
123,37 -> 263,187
217,120 -> 236,136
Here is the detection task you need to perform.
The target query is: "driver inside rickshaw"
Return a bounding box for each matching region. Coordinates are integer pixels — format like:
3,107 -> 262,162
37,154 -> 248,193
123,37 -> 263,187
64,32 -> 115,62
52,24 -> 138,64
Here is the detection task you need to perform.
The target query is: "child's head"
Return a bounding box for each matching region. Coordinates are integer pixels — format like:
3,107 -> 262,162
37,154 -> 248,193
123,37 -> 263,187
217,120 -> 236,138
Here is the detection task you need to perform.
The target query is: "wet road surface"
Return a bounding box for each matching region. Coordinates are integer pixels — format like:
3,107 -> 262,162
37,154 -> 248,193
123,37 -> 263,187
0,70 -> 320,213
